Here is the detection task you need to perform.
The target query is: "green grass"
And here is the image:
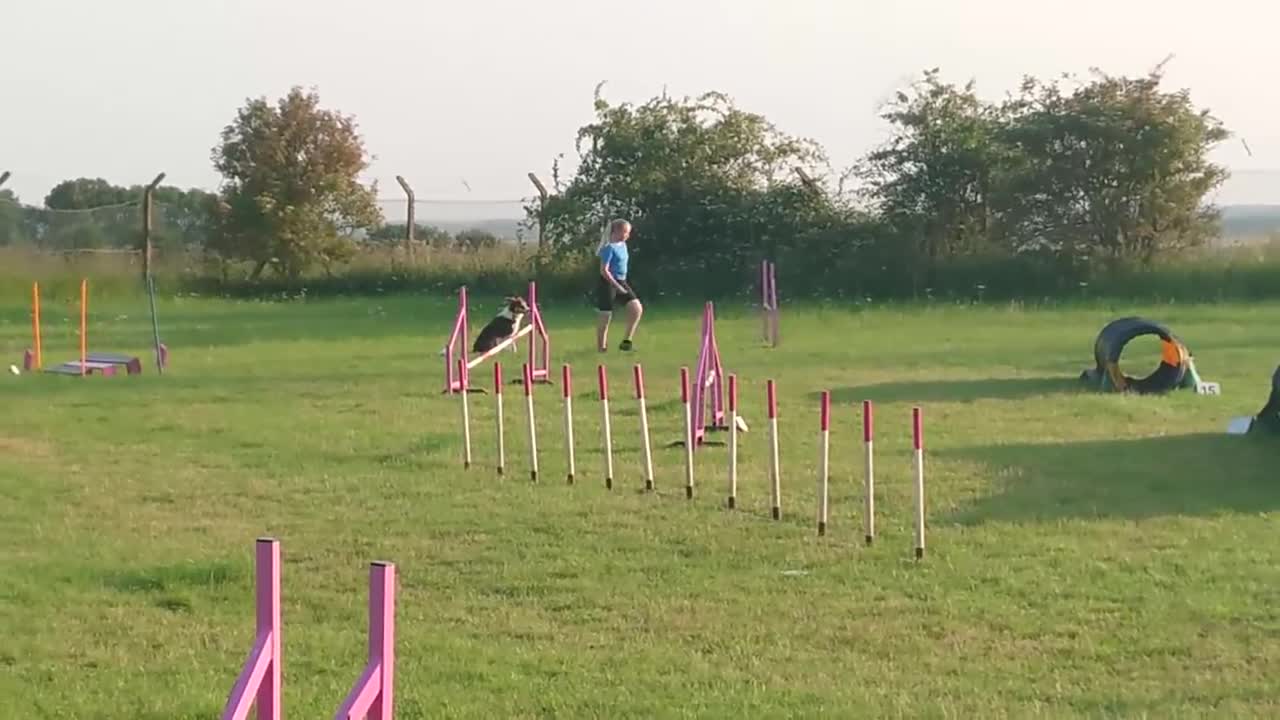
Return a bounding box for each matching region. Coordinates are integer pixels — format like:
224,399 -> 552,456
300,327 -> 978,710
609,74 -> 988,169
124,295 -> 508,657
1,291 -> 1279,718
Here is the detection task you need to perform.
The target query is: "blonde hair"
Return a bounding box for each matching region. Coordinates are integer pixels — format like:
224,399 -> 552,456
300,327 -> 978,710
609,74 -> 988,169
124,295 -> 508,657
597,218 -> 631,251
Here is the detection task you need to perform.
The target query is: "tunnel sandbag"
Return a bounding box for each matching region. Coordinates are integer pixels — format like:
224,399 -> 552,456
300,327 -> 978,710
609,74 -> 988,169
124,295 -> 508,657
1249,366 -> 1280,434
1079,317 -> 1213,395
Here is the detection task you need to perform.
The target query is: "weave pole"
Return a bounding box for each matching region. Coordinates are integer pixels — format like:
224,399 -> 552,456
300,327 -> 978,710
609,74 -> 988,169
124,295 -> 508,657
598,365 -> 614,490
863,400 -> 875,545
913,407 -> 926,560
727,374 -> 738,509
634,364 -> 655,491
79,278 -> 87,377
523,363 -> 538,482
494,364 -> 505,477
767,379 -> 781,520
31,282 -> 42,370
458,360 -> 472,469
817,391 -> 830,536
562,365 -> 576,484
680,367 -> 694,499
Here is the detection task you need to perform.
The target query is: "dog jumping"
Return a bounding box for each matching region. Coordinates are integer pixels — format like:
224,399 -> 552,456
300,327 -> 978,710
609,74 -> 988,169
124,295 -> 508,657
472,295 -> 530,354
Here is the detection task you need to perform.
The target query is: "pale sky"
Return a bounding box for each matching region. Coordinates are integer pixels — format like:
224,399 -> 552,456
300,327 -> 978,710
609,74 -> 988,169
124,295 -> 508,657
6,0 -> 1278,220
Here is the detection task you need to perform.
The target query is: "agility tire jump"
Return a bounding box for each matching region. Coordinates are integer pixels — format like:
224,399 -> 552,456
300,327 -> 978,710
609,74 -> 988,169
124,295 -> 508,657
1079,317 -> 1219,395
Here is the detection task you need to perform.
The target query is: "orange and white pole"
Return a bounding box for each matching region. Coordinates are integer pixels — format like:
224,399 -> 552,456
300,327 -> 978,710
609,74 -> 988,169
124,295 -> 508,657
863,400 -> 875,545
32,282 -> 43,370
458,359 -> 472,469
767,379 -> 781,520
681,367 -> 694,499
817,390 -> 830,536
633,364 -> 654,491
913,406 -> 926,560
79,278 -> 87,376
523,363 -> 538,482
494,363 -> 505,477
562,364 -> 576,484
727,374 -> 738,509
598,365 -> 613,490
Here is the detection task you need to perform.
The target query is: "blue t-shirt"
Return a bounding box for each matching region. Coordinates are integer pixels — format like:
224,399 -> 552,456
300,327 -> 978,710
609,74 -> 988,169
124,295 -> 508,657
599,242 -> 629,280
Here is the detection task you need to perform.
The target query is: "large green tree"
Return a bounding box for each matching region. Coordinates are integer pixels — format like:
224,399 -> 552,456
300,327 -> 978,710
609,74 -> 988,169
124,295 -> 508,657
533,87 -> 842,295
999,68 -> 1229,267
210,86 -> 382,278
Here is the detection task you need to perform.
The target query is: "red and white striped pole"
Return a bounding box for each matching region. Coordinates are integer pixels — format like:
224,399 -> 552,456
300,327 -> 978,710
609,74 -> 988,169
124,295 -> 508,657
562,364 -> 575,484
727,374 -> 738,509
817,390 -> 830,536
863,400 -> 874,545
494,363 -> 505,477
523,363 -> 538,483
681,367 -> 694,499
634,364 -> 655,491
913,406 -> 925,560
598,365 -> 614,490
767,379 -> 781,520
458,359 -> 472,470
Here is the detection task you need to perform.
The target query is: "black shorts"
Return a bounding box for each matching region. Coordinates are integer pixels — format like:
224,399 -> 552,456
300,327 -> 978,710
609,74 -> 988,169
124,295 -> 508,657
595,277 -> 638,312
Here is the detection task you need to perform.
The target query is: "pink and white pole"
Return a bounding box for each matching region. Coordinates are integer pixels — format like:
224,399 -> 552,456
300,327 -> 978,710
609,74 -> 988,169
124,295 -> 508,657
523,363 -> 538,482
634,364 -> 655,491
333,562 -> 397,720
221,538 -> 282,720
863,400 -> 875,545
562,365 -> 576,484
681,366 -> 695,499
458,359 -> 472,470
598,365 -> 614,490
726,374 -> 738,509
913,406 -> 926,560
767,379 -> 781,520
494,364 -> 505,477
817,391 -> 830,536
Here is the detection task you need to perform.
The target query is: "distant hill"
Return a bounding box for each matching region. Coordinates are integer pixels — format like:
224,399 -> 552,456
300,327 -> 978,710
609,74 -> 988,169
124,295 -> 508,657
423,218 -> 528,240
384,206 -> 1280,245
1220,205 -> 1280,239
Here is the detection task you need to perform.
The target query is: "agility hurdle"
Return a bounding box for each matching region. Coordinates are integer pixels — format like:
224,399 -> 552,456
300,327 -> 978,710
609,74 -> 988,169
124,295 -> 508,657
668,302 -> 729,450
443,281 -> 550,394
761,260 -> 779,348
221,538 -> 396,720
21,279 -> 167,377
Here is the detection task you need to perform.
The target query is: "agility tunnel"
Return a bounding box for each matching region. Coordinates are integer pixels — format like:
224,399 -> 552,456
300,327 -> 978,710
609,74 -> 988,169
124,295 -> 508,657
1080,317 -> 1218,395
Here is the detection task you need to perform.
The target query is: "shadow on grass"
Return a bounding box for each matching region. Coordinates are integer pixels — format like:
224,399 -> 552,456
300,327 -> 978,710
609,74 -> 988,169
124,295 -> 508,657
826,376 -> 1081,404
944,432 -> 1280,525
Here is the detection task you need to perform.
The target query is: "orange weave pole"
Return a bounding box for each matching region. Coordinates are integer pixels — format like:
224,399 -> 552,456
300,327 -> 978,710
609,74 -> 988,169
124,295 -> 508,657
31,281 -> 42,370
79,278 -> 87,377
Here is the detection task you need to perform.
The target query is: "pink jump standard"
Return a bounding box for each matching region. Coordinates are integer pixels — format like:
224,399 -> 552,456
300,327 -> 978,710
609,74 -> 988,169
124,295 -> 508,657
761,260 -> 779,348
443,281 -> 550,394
221,538 -> 396,720
523,363 -> 539,483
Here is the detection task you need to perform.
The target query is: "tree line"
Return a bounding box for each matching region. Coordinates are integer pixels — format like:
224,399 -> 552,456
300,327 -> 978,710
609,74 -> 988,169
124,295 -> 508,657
1,65 -> 1233,298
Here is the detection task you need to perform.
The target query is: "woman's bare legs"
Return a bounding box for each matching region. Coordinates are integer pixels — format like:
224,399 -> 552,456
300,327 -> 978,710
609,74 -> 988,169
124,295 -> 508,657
622,299 -> 643,343
596,311 -> 612,352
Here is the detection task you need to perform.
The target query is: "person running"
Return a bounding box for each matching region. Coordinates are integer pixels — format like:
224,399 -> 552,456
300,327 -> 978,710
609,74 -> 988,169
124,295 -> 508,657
595,218 -> 643,352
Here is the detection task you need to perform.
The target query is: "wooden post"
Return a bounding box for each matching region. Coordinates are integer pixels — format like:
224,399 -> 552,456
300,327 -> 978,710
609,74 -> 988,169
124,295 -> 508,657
0,171 -> 10,189
395,175 -> 415,260
527,173 -> 549,251
142,172 -> 166,283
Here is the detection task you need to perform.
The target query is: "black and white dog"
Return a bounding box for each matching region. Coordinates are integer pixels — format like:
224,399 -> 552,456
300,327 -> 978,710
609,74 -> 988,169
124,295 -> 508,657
472,296 -> 531,353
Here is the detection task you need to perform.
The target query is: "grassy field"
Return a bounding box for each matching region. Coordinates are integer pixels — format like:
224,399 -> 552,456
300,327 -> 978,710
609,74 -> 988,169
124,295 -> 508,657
1,289 -> 1278,718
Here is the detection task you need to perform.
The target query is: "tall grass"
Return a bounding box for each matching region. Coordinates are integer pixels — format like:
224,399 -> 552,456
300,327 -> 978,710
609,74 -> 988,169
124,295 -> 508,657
4,236 -> 1280,305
